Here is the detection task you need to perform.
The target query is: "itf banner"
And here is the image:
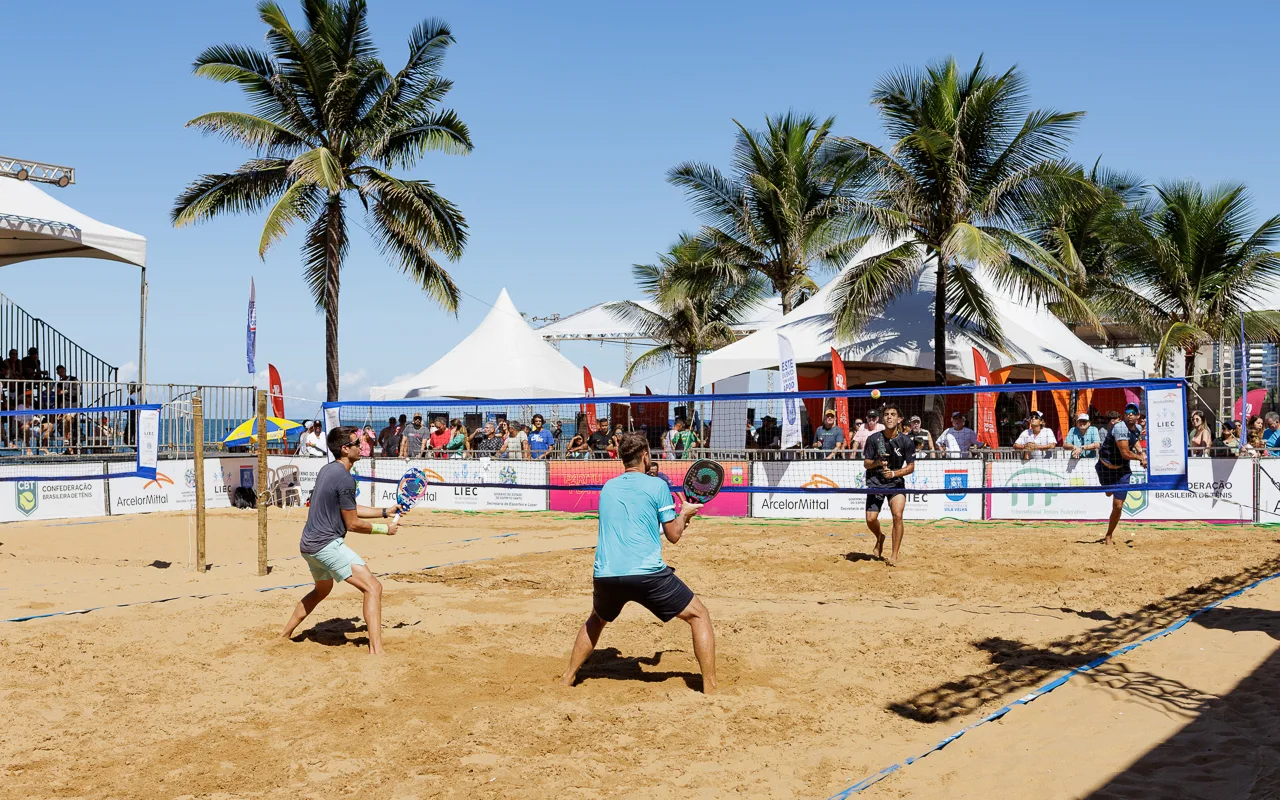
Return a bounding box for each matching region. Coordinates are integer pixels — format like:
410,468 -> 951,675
778,334 -> 802,449
972,348 -> 999,448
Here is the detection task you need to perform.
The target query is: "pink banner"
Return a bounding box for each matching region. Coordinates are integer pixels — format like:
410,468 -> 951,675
1235,388 -> 1266,421
549,460 -> 749,516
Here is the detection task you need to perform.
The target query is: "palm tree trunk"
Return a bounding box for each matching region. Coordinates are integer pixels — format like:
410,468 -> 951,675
686,353 -> 698,396
1183,348 -> 1196,382
323,196 -> 344,402
934,258 -> 948,386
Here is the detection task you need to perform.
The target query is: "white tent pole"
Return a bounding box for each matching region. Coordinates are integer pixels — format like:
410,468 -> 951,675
138,266 -> 148,402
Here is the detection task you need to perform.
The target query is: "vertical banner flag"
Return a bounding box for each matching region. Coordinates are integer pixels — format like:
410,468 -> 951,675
268,364 -> 285,419
1240,314 -> 1248,427
830,347 -> 850,442
583,367 -> 598,433
246,278 -> 257,376
778,334 -> 802,449
972,348 -> 999,448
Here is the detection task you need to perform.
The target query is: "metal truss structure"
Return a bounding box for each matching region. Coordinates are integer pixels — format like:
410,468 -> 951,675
0,156 -> 75,187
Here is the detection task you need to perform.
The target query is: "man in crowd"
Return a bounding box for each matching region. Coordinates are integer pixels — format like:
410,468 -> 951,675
377,416 -> 400,457
756,416 -> 780,449
906,415 -> 934,453
302,421 -> 327,457
399,413 -> 428,458
1098,402 -> 1147,545
20,347 -> 42,380
428,417 -> 451,457
863,404 -> 915,566
1064,413 -> 1100,459
528,414 -> 556,459
588,418 -> 612,458
559,433 -> 714,693
280,426 -> 401,655
663,418 -> 698,459
1265,412 -> 1280,456
475,421 -> 503,455
935,411 -> 977,456
1014,412 -> 1057,459
852,408 -> 882,455
812,409 -> 846,458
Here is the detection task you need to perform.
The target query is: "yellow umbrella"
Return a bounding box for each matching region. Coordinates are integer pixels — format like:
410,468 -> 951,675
223,416 -> 303,447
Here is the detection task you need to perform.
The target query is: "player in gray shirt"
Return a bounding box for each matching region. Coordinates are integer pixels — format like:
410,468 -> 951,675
281,426 -> 402,654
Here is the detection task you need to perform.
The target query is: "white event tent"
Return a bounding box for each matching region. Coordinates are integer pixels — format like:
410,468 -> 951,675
0,175 -> 149,384
700,239 -> 1144,387
369,288 -> 627,400
537,297 -> 784,342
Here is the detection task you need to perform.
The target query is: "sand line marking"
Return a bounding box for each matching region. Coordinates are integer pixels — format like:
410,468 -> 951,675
2,538 -> 595,624
825,566 -> 1280,798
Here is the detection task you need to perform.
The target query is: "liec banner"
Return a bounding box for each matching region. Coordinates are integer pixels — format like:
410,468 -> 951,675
778,334 -> 802,449
830,347 -> 850,443
972,348 -> 999,448
549,460 -> 749,516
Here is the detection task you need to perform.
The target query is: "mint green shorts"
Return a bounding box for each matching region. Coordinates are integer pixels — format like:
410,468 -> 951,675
301,539 -> 366,583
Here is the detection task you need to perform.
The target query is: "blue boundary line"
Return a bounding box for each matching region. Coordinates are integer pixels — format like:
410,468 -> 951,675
1,543 -> 596,623
824,567 -> 1280,799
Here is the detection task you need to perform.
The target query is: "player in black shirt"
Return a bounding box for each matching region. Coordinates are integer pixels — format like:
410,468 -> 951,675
862,404 -> 916,566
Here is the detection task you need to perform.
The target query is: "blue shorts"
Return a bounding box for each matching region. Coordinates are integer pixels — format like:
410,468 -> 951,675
1096,462 -> 1132,500
301,539 -> 365,583
593,566 -> 694,623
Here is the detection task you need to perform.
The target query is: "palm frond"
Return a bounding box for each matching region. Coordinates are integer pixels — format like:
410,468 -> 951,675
171,159 -> 292,226
828,241 -> 922,340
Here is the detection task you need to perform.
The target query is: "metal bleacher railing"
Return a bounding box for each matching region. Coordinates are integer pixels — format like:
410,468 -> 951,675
1,293 -> 119,386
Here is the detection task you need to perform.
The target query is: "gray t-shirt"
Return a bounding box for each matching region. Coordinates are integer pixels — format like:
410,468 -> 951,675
814,424 -> 845,451
401,425 -> 427,457
299,461 -> 358,554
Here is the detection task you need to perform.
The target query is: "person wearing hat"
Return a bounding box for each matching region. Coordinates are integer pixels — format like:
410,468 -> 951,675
1212,418 -> 1242,457
936,411 -> 977,456
851,407 -> 882,456
1063,412 -> 1100,459
296,420 -> 314,456
1097,402 -> 1147,545
906,415 -> 934,453
1014,411 -> 1056,459
812,408 -> 847,458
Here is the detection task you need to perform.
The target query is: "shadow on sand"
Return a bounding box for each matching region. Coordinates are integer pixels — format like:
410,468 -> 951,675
295,616 -> 369,648
571,647 -> 703,691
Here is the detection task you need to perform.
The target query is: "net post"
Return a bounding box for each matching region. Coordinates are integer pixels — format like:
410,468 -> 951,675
193,393 -> 206,573
256,389 -> 269,576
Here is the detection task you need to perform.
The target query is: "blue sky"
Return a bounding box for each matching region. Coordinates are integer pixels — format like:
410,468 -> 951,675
4,0 -> 1279,404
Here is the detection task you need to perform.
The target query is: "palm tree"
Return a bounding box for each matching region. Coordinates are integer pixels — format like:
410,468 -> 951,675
608,235 -> 770,396
668,112 -> 868,315
1095,181 -> 1280,377
830,56 -> 1097,384
172,0 -> 472,400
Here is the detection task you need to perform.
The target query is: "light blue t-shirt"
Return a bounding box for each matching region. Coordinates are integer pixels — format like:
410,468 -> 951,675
593,471 -> 678,578
528,428 -> 555,457
1064,425 -> 1100,457
1265,427 -> 1280,457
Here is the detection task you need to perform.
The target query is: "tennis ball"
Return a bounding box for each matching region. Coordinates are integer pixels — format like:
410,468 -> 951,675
870,389 -> 881,399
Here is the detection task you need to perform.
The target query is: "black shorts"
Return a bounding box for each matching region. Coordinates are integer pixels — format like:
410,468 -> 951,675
866,482 -> 906,513
593,566 -> 695,623
1095,461 -> 1132,499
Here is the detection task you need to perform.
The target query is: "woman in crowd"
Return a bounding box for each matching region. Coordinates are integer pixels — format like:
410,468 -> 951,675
502,420 -> 529,459
1212,418 -> 1242,457
1188,411 -> 1213,455
444,419 -> 469,457
358,424 -> 376,457
565,432 -> 590,459
1246,416 -> 1265,455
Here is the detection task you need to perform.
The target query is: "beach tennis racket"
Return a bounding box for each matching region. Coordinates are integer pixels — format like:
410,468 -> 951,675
393,467 -> 428,521
682,459 -> 725,505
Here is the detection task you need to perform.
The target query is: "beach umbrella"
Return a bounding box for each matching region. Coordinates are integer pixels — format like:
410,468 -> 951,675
223,416 -> 303,447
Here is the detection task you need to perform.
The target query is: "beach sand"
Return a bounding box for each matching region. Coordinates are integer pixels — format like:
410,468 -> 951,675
0,509 -> 1276,798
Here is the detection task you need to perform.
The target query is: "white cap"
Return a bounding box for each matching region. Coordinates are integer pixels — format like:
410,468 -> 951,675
1076,413 -> 1090,421
303,420 -> 313,428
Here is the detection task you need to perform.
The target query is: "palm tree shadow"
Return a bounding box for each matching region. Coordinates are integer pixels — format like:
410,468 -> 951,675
845,552 -> 881,563
572,648 -> 703,691
294,616 -> 369,648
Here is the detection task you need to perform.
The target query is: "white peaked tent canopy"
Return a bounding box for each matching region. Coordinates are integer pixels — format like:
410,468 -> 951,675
700,239 -> 1145,386
537,297 -> 784,341
369,288 -> 627,400
0,177 -> 146,267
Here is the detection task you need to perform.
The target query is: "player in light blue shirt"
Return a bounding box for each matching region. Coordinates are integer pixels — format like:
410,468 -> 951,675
560,433 -> 717,693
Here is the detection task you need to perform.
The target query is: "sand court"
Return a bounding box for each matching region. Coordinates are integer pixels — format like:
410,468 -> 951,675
1,510 -> 1277,798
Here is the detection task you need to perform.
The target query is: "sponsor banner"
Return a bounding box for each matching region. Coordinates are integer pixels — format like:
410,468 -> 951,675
1146,384 -> 1188,482
369,458 -> 547,512
549,460 -> 750,516
750,460 -> 984,520
777,334 -> 802,449
108,457 -> 262,514
0,462 -> 107,523
1252,459 -> 1280,524
988,457 -> 1251,522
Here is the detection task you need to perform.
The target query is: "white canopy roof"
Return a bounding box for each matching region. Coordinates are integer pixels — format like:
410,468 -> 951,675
700,239 -> 1144,386
370,288 -> 627,400
0,178 -> 146,268
538,297 -> 784,341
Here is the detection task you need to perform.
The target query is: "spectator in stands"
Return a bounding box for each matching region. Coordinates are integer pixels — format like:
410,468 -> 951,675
851,408 -> 882,455
475,421 -> 503,455
663,418 -> 697,459
812,409 -> 846,459
2,348 -> 19,381
936,411 -> 977,456
565,432 -> 590,459
906,416 -> 934,454
551,420 -> 563,445
445,420 -> 469,456
1212,419 -> 1242,457
428,417 -> 451,456
376,417 -> 398,456
608,423 -> 626,458
744,420 -> 758,449
1014,412 -> 1056,459
1188,411 -> 1213,455
588,418 -> 613,458
502,419 -> 530,459
358,425 -> 376,457
125,383 -> 139,446
756,416 -> 780,449
528,414 -> 556,459
21,347 -> 42,380
1264,412 -> 1280,456
93,415 -> 117,454
303,421 -> 327,457
1064,413 -> 1100,459
296,420 -> 314,455
400,414 -> 429,458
